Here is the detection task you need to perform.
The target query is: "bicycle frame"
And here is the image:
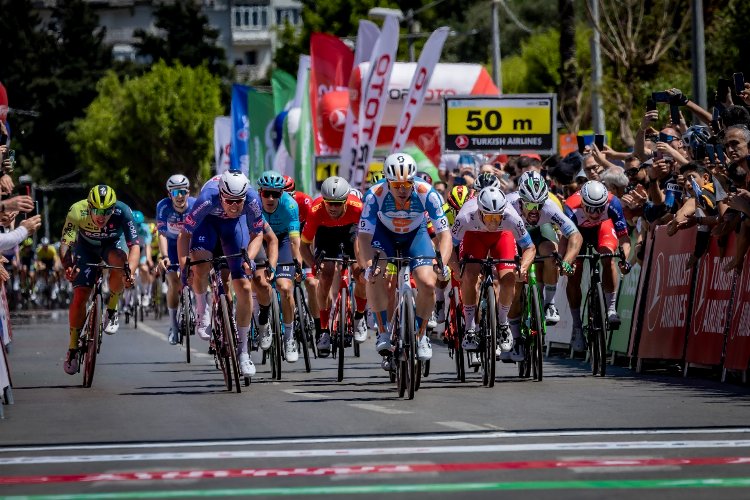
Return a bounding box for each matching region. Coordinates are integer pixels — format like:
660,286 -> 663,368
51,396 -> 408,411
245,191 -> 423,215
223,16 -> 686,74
319,250 -> 357,382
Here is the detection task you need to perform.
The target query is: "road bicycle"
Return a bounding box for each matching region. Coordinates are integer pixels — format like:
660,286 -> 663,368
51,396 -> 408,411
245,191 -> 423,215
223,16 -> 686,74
175,264 -> 195,364
257,261 -> 284,382
292,263 -> 317,373
442,273 -> 467,382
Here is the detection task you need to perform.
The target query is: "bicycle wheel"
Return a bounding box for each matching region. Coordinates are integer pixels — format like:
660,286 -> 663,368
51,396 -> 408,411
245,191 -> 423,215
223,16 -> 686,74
271,295 -> 282,380
337,287 -> 346,382
134,296 -> 139,330
454,295 -> 466,383
185,289 -> 194,364
485,287 -> 497,388
403,289 -> 416,400
529,284 -> 544,381
220,295 -> 242,393
82,292 -> 102,388
586,289 -> 600,376
594,282 -> 608,377
294,287 -> 311,373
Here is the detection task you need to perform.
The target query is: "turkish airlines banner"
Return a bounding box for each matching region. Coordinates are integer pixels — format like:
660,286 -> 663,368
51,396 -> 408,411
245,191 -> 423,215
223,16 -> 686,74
685,235 -> 736,366
309,33 -> 353,155
349,15 -> 399,187
390,26 -> 450,153
725,250 -> 750,371
637,225 -> 697,360
339,20 -> 380,182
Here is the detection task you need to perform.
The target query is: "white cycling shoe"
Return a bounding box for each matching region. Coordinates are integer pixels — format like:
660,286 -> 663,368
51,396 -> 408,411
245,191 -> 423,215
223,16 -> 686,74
258,323 -> 272,350
284,338 -> 299,363
354,317 -> 368,343
416,335 -> 433,361
239,352 -> 256,376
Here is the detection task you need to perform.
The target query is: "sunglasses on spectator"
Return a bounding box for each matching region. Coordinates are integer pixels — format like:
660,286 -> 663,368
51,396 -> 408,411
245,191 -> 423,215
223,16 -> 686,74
222,196 -> 245,205
170,189 -> 188,197
645,134 -> 659,142
389,180 -> 413,189
523,202 -> 541,211
90,206 -> 114,216
625,167 -> 640,177
261,190 -> 282,199
583,205 -> 606,214
659,133 -> 681,143
481,213 -> 503,224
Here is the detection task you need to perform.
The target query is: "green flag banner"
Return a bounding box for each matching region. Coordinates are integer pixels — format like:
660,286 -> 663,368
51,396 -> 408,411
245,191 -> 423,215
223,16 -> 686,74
271,69 -> 297,115
296,68 -> 314,195
247,89 -> 275,182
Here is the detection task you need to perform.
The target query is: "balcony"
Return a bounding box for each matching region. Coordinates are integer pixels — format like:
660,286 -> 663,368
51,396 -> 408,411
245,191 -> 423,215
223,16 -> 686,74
231,5 -> 272,43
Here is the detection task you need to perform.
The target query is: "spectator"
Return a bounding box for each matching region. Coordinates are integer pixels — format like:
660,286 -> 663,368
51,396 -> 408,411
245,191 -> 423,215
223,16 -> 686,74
600,167 -> 629,198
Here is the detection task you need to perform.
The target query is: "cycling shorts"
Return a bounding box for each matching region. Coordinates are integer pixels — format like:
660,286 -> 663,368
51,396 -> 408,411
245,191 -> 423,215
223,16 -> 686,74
459,230 -> 517,272
313,225 -> 357,261
190,215 -> 250,280
371,220 -> 434,270
72,238 -> 129,288
253,233 -> 294,280
578,219 -> 618,254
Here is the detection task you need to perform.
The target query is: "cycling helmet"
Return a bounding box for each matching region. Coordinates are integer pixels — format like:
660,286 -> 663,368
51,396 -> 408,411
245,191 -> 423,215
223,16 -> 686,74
384,152 -> 417,182
349,187 -> 363,200
219,170 -> 249,198
473,172 -> 501,190
477,187 -> 507,215
580,180 -> 609,208
416,171 -> 434,185
517,171 -> 549,204
370,169 -> 385,183
88,185 -> 117,210
132,210 -> 145,225
321,176 -> 351,202
166,174 -> 190,191
257,170 -> 286,190
282,175 -> 295,192
40,237 -> 50,246
447,185 -> 470,212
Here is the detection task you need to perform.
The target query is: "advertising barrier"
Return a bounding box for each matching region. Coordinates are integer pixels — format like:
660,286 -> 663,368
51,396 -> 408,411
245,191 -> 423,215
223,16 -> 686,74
724,251 -> 750,375
610,262 -> 640,356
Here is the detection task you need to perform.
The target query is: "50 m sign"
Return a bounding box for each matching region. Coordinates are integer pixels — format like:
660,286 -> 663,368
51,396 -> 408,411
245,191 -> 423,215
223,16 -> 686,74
442,94 -> 557,154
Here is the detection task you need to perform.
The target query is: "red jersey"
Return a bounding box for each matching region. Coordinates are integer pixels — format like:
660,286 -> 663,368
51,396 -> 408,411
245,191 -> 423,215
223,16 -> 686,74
301,194 -> 363,244
293,191 -> 313,226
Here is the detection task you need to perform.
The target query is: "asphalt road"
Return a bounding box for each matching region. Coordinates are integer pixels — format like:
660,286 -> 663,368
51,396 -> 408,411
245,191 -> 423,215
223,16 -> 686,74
2,311 -> 750,499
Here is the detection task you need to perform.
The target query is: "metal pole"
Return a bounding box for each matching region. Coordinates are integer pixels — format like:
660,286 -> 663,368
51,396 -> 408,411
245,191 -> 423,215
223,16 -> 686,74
43,193 -> 49,241
407,9 -> 416,62
590,0 -> 605,134
691,0 -> 707,110
492,0 -> 502,91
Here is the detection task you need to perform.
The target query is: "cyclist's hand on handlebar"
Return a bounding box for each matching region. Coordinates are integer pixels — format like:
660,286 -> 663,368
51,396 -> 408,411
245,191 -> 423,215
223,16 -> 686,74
364,263 -> 381,282
158,257 -> 170,274
265,265 -> 276,281
64,266 -> 79,282
560,261 -> 575,276
516,267 -> 528,283
242,259 -> 257,276
618,260 -> 632,275
434,263 -> 451,282
124,272 -> 136,289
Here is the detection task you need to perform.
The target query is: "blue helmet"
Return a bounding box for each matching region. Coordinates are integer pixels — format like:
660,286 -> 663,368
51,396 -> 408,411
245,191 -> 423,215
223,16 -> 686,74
257,171 -> 285,190
132,210 -> 145,225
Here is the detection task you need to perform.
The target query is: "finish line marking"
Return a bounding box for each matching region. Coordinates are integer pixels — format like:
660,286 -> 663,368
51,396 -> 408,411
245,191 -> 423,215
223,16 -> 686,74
4,427 -> 750,453
2,457 -> 750,486
4,478 -> 750,499
3,439 -> 750,466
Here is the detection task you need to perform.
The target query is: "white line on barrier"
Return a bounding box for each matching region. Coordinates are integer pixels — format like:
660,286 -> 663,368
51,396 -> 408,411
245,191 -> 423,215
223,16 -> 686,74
3,439 -> 750,466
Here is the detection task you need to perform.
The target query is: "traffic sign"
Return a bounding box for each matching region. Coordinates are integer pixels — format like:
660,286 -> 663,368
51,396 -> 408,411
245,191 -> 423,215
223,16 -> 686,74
314,156 -> 385,190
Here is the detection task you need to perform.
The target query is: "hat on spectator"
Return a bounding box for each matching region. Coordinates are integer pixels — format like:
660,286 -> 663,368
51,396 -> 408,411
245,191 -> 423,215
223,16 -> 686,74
549,152 -> 583,185
520,153 -> 542,161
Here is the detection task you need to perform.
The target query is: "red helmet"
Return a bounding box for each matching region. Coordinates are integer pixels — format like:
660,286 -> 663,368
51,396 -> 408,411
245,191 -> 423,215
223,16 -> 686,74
282,175 -> 295,193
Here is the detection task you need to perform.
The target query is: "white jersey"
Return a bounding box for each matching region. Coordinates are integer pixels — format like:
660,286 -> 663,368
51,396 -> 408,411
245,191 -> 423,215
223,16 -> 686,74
505,192 -> 579,238
451,197 -> 534,249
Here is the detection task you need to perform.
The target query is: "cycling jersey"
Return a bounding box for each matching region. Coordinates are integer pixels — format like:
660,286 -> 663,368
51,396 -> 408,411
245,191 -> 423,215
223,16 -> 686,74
183,179 -> 264,236
302,194 -> 362,258
156,196 -> 197,267
61,200 -> 140,248
563,192 -> 628,238
36,245 -> 57,262
506,192 -> 579,238
262,191 -> 300,239
292,191 -> 312,227
360,179 -> 448,236
451,198 -> 533,249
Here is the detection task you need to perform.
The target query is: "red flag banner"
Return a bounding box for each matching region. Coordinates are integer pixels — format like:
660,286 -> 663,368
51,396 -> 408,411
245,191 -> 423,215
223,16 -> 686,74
725,250 -> 750,372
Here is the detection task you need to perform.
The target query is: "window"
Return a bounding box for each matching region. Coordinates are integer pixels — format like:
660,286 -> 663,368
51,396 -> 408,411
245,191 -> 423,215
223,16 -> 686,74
245,50 -> 257,66
276,8 -> 301,26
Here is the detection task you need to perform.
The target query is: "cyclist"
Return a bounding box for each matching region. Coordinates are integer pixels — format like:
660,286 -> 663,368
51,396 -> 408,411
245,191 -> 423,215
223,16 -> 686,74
448,187 -> 536,362
19,237 -> 35,300
35,237 -> 60,299
178,170 -> 270,377
257,171 -> 304,363
60,185 -> 140,375
156,174 -> 196,344
564,180 -> 632,352
357,152 -> 452,362
132,210 -> 154,308
301,176 -> 367,355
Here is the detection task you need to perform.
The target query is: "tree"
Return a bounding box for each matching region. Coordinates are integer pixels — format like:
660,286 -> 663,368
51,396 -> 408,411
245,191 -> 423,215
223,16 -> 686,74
69,62 -> 223,214
559,0 -> 579,133
134,0 -> 227,78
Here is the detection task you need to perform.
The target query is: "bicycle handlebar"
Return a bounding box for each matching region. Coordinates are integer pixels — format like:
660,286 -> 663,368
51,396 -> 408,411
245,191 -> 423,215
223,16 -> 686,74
184,250 -> 252,269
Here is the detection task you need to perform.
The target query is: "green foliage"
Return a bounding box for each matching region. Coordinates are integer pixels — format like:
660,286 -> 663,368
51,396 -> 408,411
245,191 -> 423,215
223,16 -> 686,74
69,62 -> 222,214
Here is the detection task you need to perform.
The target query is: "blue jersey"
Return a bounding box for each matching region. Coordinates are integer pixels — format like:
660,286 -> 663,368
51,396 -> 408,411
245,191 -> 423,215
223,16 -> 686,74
137,222 -> 152,248
156,197 -> 197,240
263,191 -> 300,238
360,178 -> 448,235
183,179 -> 265,236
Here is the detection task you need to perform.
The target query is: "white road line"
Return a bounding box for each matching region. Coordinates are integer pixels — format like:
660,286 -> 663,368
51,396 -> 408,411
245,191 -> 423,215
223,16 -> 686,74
348,403 -> 413,415
3,428 -> 750,453
282,389 -> 331,399
564,455 -> 681,474
434,421 -> 488,432
3,439 -> 750,466
138,320 -> 210,360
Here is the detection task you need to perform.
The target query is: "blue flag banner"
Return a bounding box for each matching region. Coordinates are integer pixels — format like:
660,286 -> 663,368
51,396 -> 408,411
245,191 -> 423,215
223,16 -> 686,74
230,83 -> 250,175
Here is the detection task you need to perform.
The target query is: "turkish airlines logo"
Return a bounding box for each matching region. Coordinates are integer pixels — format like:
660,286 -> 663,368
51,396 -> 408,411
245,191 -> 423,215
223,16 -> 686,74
455,135 -> 469,149
329,109 -> 347,131
646,252 -> 664,333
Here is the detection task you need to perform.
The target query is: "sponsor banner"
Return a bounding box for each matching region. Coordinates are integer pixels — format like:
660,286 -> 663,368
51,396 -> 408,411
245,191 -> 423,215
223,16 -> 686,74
637,225 -> 697,360
442,94 -> 557,154
213,116 -> 232,174
611,262 -> 640,354
315,155 -> 384,191
350,15 -> 400,187
685,235 -> 736,366
725,250 -> 750,371
296,56 -> 314,196
546,262 -> 590,347
230,84 -> 250,175
339,20 -> 380,182
247,89 -> 275,182
390,27 -> 450,153
629,230 -> 655,356
271,69 -> 296,115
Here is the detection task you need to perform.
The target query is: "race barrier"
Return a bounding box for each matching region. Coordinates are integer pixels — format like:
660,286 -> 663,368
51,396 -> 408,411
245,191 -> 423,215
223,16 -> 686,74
0,284 -> 13,418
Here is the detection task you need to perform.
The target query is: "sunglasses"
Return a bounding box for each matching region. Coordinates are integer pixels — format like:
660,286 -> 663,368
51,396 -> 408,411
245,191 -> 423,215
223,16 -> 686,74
222,196 -> 245,205
645,134 -> 659,143
659,133 -> 681,143
523,202 -> 541,211
389,180 -> 413,190
481,213 -> 504,224
261,190 -> 282,199
583,205 -> 606,214
625,168 -> 640,177
171,189 -> 188,197
90,207 -> 114,217
323,199 -> 346,206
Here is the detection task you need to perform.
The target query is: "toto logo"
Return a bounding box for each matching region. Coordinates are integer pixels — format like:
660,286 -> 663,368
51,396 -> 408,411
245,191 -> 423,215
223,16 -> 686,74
455,135 -> 469,149
646,252 -> 664,333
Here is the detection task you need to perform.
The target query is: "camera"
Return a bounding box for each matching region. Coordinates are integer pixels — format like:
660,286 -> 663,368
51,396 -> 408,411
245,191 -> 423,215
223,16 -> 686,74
652,91 -> 670,103
733,72 -> 745,95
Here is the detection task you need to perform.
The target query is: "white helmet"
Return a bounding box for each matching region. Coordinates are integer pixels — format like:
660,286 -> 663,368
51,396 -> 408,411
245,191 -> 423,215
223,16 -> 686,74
166,174 -> 190,191
349,187 -> 363,200
581,180 -> 609,208
477,187 -> 507,214
384,152 -> 417,182
320,176 -> 351,202
518,171 -> 548,204
218,170 -> 249,198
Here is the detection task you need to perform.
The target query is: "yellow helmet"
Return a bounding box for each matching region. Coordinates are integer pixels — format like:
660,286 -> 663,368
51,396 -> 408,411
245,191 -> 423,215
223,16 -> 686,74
447,185 -> 470,212
88,185 -> 117,210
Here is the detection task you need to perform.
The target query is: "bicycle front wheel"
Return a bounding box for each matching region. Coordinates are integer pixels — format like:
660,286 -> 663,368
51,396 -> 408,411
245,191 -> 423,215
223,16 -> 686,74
402,289 -> 416,400
220,295 -> 241,393
337,287 -> 346,382
594,282 -> 608,377
485,288 -> 497,388
82,293 -> 102,388
182,288 -> 193,364
294,286 -> 311,373
529,284 -> 544,381
271,294 -> 282,380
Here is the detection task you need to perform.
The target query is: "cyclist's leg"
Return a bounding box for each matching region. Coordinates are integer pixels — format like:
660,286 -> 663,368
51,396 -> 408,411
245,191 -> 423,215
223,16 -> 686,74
566,228 -> 593,352
189,217 -> 217,339
490,231 -> 518,353
251,242 -> 274,350
274,235 -> 296,343
314,252 -> 336,342
102,239 -> 130,329
166,240 -> 181,335
65,243 -> 99,374
407,223 -> 436,340
598,219 -> 620,319
368,222 -> 394,352
458,231 -> 492,345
